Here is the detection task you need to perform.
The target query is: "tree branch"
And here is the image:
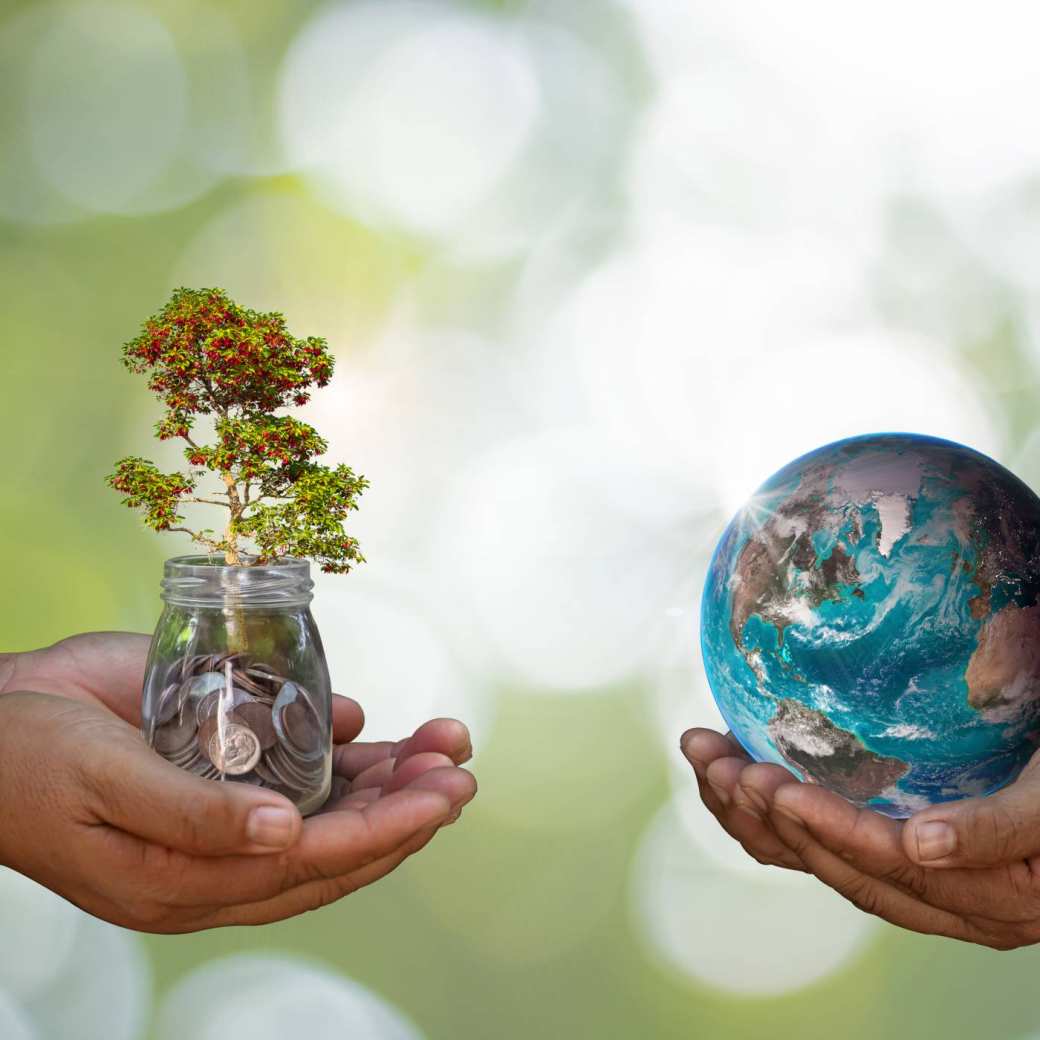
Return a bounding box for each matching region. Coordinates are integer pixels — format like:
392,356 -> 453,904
167,526 -> 223,551
186,497 -> 231,508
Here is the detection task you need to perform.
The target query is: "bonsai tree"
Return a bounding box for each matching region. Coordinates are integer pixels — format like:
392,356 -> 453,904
106,287 -> 367,575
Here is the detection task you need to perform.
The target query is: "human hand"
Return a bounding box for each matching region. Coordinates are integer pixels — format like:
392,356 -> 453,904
681,725 -> 1040,950
0,631 -> 476,933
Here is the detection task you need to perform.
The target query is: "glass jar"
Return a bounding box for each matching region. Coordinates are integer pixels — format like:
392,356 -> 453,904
141,554 -> 332,816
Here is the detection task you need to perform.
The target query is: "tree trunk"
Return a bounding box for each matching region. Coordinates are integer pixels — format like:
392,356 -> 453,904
221,472 -> 248,653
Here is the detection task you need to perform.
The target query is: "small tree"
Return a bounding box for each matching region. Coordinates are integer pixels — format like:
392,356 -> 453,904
107,287 -> 367,575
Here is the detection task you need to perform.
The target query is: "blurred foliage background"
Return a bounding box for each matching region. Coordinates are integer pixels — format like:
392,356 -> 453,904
5,0 -> 1040,1038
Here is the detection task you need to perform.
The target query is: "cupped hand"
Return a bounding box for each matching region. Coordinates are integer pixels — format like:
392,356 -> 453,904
0,632 -> 476,933
682,725 -> 1040,950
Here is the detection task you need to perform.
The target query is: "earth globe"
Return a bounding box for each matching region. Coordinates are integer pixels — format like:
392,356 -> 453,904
700,432 -> 1040,817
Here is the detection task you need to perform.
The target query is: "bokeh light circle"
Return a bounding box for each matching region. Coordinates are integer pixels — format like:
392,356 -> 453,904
279,1 -> 539,237
25,2 -> 188,213
431,428 -> 684,692
156,954 -> 423,1040
0,869 -> 78,1001
631,796 -> 879,995
0,993 -> 38,1040
544,232 -> 1003,516
315,567 -> 492,746
0,868 -> 150,1040
22,915 -> 150,1040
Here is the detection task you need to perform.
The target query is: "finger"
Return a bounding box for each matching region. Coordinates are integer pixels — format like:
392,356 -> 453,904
702,761 -> 805,869
730,763 -> 809,870
211,818 -> 447,928
383,752 -> 456,794
320,786 -> 382,813
903,757 -> 1040,867
291,788 -> 455,881
680,728 -> 748,779
348,758 -> 398,792
134,786 -> 458,912
333,718 -> 473,780
401,764 -> 478,808
333,741 -> 396,780
704,756 -> 750,807
769,787 -> 990,944
771,783 -> 1037,923
81,735 -> 304,856
688,761 -> 802,871
392,718 -> 472,769
331,695 -> 364,744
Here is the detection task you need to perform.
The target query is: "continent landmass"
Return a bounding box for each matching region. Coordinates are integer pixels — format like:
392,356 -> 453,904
729,490 -> 860,658
768,698 -> 909,803
965,601 -> 1040,714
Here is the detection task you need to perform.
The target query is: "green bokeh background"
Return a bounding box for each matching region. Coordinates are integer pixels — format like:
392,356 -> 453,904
6,1 -> 1040,1037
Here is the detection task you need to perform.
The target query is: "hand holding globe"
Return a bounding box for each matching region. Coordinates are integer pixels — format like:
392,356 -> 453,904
687,433 -> 1040,948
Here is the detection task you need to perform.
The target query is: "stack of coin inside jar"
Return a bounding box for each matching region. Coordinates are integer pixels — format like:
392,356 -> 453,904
148,651 -> 327,801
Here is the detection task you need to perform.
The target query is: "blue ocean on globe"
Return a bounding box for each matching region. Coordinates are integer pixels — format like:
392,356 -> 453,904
700,432 -> 1040,817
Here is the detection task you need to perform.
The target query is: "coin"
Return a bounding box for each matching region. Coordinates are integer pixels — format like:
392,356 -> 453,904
231,701 -> 277,750
207,722 -> 262,776
154,681 -> 182,725
272,682 -> 324,759
153,713 -> 196,755
230,668 -> 272,699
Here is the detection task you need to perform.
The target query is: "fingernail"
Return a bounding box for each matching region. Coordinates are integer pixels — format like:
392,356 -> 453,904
247,806 -> 296,849
914,820 -> 956,862
707,780 -> 731,807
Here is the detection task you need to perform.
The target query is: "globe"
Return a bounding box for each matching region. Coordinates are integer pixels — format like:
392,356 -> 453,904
700,432 -> 1040,817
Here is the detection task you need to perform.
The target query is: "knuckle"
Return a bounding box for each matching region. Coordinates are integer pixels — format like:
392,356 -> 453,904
964,802 -> 1019,862
300,879 -> 345,915
840,874 -> 883,919
879,863 -> 928,900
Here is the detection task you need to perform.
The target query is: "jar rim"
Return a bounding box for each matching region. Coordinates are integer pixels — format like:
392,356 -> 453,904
161,554 -> 314,608
164,553 -> 310,574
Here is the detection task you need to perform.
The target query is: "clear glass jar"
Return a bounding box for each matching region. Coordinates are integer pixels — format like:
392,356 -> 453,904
141,554 -> 332,816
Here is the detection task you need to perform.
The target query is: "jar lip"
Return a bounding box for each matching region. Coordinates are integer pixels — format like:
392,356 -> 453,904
164,554 -> 310,575
161,554 -> 314,608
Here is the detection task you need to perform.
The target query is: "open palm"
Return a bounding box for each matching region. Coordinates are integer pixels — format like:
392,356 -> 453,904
0,631 -> 476,932
682,726 -> 1040,950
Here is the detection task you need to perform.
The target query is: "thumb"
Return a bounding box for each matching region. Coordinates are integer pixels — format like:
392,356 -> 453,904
903,759 -> 1040,868
84,738 -> 303,856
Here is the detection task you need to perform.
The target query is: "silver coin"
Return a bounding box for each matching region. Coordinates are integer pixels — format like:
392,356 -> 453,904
272,682 -> 325,760
267,743 -> 324,788
231,669 -> 272,699
153,714 -> 197,755
252,755 -> 282,786
207,722 -> 262,776
180,671 -> 228,720
154,681 -> 182,726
